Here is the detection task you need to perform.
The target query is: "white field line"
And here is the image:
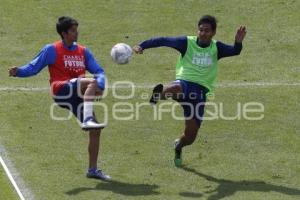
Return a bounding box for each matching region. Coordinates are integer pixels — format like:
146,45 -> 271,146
0,146 -> 34,200
0,156 -> 26,200
217,82 -> 300,87
0,82 -> 299,91
0,87 -> 49,91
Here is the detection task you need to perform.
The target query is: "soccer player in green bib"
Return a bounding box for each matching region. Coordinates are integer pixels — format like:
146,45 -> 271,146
133,15 -> 247,167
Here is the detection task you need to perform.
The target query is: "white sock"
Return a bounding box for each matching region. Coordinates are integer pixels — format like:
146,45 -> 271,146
83,101 -> 94,122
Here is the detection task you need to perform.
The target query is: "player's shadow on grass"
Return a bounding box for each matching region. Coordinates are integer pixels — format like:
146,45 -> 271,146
180,166 -> 300,200
66,180 -> 160,196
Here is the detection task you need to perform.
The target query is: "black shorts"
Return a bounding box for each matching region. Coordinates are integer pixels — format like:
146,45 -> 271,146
174,79 -> 208,127
53,79 -> 84,123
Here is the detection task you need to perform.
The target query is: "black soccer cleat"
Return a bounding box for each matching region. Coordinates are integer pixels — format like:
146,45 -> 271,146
149,84 -> 164,105
174,139 -> 182,167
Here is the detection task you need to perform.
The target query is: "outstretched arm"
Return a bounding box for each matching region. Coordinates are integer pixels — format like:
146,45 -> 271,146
84,48 -> 106,90
217,41 -> 243,59
217,26 -> 247,59
8,44 -> 56,77
133,36 -> 187,56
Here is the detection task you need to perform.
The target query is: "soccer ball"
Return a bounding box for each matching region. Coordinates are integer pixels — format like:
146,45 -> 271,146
110,43 -> 133,64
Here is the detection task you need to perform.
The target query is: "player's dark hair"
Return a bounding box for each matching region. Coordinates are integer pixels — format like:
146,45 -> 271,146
56,16 -> 78,39
198,15 -> 217,31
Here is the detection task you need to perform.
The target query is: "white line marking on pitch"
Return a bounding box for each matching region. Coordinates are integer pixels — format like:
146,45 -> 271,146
0,156 -> 25,200
0,82 -> 299,91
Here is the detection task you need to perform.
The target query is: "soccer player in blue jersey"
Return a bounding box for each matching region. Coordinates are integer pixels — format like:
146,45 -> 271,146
8,16 -> 111,180
133,15 -> 246,166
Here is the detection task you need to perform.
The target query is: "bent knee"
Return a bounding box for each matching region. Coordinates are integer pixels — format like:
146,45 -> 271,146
95,89 -> 103,96
170,84 -> 182,93
89,80 -> 103,95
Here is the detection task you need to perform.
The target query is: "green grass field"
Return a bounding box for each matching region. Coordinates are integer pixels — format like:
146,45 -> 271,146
0,0 -> 299,200
0,167 -> 19,200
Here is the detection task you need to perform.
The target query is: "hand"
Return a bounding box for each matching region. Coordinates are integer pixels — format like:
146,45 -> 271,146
8,66 -> 18,77
132,45 -> 143,54
235,26 -> 247,43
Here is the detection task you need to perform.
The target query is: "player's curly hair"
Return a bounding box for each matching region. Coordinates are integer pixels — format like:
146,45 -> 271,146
198,15 -> 217,31
56,16 -> 78,39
